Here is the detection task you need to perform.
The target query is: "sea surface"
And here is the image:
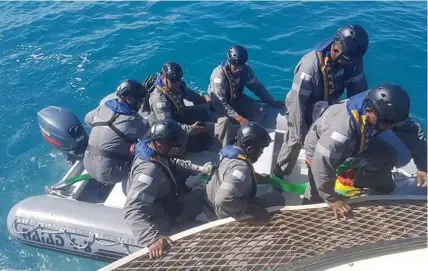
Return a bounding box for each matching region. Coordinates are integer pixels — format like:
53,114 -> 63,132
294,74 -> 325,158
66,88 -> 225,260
0,1 -> 426,270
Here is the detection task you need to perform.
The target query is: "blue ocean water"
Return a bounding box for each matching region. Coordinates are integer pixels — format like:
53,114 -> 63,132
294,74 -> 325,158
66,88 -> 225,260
0,1 -> 426,270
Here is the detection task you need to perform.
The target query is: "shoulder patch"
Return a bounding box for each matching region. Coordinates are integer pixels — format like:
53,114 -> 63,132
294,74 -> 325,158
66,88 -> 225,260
300,72 -> 312,81
157,102 -> 166,108
232,169 -> 245,181
137,174 -> 153,185
140,193 -> 155,204
214,78 -> 222,84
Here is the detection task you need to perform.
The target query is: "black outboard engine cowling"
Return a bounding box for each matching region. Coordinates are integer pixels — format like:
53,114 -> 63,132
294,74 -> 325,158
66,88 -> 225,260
37,106 -> 88,163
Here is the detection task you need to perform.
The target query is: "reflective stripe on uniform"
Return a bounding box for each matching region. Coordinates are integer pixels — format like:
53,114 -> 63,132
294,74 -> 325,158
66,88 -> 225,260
330,131 -> 348,143
220,181 -> 235,192
137,174 -> 153,185
315,142 -> 341,159
292,81 -> 312,96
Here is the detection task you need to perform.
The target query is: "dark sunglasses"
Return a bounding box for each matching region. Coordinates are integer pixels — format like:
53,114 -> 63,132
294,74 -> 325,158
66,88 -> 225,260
168,77 -> 182,84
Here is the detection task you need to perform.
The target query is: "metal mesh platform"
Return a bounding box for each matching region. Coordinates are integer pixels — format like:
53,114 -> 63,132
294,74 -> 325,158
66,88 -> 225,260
100,197 -> 427,271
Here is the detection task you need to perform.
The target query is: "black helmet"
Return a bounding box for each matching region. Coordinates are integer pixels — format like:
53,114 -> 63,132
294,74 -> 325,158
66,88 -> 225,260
237,122 -> 271,151
364,83 -> 410,124
334,25 -> 369,60
116,79 -> 147,101
162,62 -> 183,83
227,45 -> 248,66
150,119 -> 186,156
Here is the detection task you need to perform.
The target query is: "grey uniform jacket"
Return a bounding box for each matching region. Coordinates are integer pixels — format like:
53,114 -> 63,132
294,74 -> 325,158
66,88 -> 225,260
205,157 -> 256,219
207,64 -> 276,119
286,50 -> 367,138
304,102 -> 427,203
124,156 -> 180,247
84,104 -> 149,162
148,84 -> 206,134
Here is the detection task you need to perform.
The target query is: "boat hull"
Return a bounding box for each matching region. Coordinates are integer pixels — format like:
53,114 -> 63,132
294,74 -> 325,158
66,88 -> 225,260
7,195 -> 142,262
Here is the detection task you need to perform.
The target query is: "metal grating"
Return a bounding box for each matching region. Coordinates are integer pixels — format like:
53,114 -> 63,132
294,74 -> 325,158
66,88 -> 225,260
103,199 -> 427,271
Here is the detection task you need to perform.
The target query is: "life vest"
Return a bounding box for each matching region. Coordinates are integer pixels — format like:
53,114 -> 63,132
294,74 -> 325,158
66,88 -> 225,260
141,73 -> 158,112
220,59 -> 249,102
153,74 -> 186,116
216,145 -> 257,200
315,38 -> 359,103
346,90 -> 380,155
88,99 -> 138,161
135,139 -> 179,193
135,139 -> 183,218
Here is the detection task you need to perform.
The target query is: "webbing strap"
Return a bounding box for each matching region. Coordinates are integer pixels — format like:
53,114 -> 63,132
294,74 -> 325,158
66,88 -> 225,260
86,145 -> 133,162
91,113 -> 136,144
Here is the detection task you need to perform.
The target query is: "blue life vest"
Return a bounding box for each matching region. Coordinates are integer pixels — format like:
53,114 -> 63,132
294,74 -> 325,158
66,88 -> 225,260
218,145 -> 257,199
134,139 -> 183,218
153,73 -> 186,115
104,99 -> 137,115
135,139 -> 156,161
135,139 -> 178,191
315,38 -> 360,103
346,91 -> 379,154
90,99 -> 138,145
220,59 -> 250,102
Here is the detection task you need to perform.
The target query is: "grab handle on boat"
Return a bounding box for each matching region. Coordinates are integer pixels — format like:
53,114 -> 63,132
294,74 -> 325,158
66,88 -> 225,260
50,173 -> 92,191
267,175 -> 308,195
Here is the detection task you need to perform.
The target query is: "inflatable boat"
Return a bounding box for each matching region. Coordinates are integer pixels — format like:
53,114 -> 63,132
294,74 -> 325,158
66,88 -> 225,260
6,95 -> 424,263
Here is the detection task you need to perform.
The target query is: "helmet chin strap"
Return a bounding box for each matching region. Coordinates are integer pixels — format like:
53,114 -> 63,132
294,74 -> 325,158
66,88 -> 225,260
243,145 -> 263,163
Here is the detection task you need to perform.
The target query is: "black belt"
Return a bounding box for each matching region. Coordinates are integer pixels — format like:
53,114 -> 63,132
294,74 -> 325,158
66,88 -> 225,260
86,145 -> 133,162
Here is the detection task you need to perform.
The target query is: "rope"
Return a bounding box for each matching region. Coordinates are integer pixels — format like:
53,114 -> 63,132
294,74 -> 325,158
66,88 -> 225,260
64,229 -> 94,249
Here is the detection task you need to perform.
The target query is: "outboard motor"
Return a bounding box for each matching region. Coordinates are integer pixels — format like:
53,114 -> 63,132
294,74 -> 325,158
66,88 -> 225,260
37,106 -> 88,163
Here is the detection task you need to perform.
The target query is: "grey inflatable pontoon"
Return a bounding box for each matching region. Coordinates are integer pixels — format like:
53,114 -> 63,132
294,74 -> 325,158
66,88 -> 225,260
7,98 -> 420,263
